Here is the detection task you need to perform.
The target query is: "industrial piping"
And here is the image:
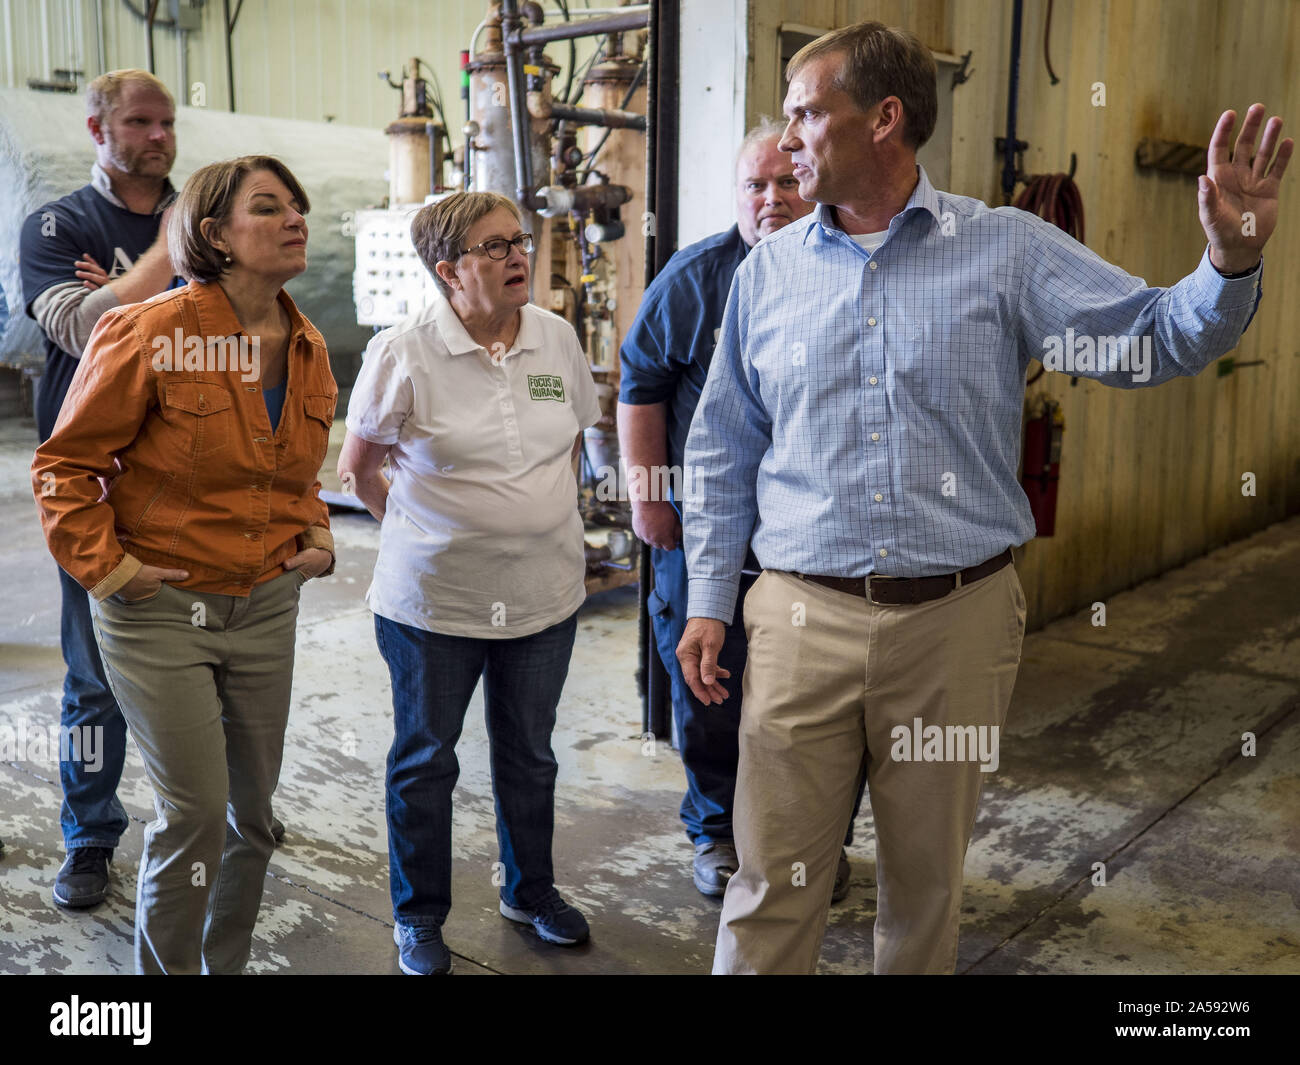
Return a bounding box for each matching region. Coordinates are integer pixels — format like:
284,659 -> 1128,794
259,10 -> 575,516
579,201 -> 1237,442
499,0 -> 649,211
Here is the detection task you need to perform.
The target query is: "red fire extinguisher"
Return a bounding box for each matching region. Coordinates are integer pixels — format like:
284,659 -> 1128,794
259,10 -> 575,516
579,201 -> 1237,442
1021,399 -> 1064,536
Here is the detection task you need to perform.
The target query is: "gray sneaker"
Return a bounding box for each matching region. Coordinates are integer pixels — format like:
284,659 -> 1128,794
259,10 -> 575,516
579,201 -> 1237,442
393,923 -> 451,975
53,847 -> 112,909
499,890 -> 590,946
692,840 -> 738,897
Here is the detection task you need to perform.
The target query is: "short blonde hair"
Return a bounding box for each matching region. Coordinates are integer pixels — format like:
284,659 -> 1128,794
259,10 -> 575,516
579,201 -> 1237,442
735,116 -> 786,176
169,156 -> 311,282
86,69 -> 174,123
410,191 -> 522,299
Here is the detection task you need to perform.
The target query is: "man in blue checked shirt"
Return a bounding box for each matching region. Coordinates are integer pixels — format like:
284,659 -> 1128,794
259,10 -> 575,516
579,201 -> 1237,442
677,20 -> 1288,974
621,121 -> 871,903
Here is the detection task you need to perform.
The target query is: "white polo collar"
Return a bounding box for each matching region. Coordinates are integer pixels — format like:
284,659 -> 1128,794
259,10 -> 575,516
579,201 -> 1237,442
433,295 -> 542,361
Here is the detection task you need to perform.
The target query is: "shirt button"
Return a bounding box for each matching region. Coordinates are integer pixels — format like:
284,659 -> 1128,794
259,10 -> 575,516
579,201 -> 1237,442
869,376 -> 878,385
868,317 -> 877,326
879,548 -> 888,558
874,493 -> 883,502
869,260 -> 878,270
871,432 -> 880,441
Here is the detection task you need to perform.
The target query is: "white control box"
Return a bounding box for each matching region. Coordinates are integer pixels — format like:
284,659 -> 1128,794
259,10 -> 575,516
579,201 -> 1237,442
352,205 -> 442,327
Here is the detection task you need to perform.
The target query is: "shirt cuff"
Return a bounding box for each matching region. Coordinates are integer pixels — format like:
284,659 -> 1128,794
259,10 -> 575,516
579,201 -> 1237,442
1189,246 -> 1262,310
618,382 -> 675,405
343,415 -> 399,447
298,527 -> 336,576
73,285 -> 122,354
90,553 -> 142,602
687,576 -> 740,623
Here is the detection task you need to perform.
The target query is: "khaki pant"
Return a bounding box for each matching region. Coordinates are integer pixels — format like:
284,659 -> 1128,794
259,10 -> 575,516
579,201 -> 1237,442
91,569 -> 305,974
713,564 -> 1026,974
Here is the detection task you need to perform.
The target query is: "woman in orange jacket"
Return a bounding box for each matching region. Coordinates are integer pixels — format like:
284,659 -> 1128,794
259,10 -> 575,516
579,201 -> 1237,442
32,155 -> 336,974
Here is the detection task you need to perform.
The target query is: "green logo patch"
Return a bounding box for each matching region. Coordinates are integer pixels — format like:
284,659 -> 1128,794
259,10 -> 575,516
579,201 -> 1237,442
527,374 -> 565,402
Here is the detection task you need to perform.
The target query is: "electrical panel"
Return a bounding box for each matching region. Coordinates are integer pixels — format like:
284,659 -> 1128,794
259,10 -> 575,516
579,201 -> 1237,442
351,206 -> 440,327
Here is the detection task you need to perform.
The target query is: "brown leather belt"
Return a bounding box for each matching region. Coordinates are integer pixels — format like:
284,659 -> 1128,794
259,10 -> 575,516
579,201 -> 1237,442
787,548 -> 1013,606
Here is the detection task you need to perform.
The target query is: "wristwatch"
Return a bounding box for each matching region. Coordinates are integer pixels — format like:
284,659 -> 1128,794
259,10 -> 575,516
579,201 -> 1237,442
1212,258 -> 1261,279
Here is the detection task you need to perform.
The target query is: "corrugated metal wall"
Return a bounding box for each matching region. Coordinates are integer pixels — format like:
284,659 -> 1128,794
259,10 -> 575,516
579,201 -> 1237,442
0,1 -> 594,135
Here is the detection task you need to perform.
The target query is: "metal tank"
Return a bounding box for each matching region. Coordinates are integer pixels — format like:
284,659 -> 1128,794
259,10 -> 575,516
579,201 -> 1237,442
465,4 -> 559,303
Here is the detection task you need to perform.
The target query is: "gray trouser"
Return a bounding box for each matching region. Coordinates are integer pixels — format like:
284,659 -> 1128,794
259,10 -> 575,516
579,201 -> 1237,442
91,569 -> 306,974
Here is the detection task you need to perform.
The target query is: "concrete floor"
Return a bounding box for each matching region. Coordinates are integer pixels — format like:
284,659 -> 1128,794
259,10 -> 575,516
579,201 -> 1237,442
0,415 -> 1296,975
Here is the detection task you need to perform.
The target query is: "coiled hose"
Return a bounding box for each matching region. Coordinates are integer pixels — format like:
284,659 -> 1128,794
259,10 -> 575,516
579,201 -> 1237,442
1018,171 -> 1085,383
1013,170 -> 1085,244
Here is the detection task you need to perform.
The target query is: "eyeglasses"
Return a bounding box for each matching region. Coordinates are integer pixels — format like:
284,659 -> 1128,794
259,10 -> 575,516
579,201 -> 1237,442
461,233 -> 535,260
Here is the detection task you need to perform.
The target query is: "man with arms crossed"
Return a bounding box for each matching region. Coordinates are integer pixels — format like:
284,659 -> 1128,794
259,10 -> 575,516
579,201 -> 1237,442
23,71 -> 293,911
21,69 -> 183,910
678,22 -> 1285,973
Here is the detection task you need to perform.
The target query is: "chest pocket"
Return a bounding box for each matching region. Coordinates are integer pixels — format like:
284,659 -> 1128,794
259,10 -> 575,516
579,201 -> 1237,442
304,394 -> 335,422
163,382 -> 234,456
301,394 -> 336,467
893,319 -> 1011,414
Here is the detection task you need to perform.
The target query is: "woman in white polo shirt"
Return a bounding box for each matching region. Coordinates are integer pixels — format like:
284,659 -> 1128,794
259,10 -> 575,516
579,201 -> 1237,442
338,191 -> 601,976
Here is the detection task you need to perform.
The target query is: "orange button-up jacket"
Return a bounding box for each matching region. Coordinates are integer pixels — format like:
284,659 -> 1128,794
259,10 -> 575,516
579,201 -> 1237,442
33,279 -> 337,600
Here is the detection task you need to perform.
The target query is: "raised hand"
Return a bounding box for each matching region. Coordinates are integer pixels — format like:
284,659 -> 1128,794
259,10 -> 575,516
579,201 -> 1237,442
1200,103 -> 1293,273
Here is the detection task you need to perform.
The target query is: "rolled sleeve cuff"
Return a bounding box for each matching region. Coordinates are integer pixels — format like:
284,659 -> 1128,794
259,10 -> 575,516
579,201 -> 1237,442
77,284 -> 122,335
687,576 -> 740,623
618,378 -> 675,405
1189,246 -> 1262,310
299,526 -> 336,576
89,553 -> 142,602
344,415 -> 398,447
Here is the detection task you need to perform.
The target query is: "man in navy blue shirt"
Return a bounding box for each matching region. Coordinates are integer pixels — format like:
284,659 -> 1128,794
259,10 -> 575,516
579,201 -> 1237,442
619,121 -> 866,899
20,69 -> 181,910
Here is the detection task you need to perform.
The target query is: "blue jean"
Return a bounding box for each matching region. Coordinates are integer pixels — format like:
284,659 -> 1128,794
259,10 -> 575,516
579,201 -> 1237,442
375,610 -> 579,928
648,546 -> 752,845
649,547 -> 864,847
57,566 -> 128,851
